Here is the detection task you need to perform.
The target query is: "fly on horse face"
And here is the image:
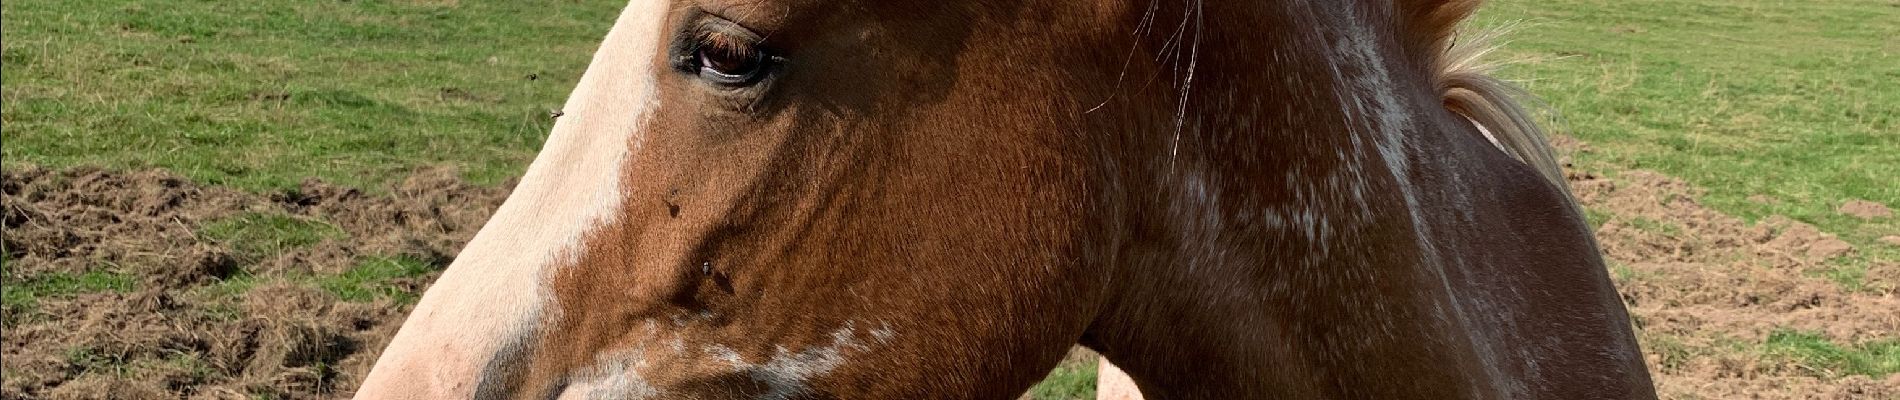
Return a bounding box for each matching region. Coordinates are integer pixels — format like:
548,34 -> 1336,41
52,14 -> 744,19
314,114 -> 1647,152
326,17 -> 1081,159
357,0 -> 1656,398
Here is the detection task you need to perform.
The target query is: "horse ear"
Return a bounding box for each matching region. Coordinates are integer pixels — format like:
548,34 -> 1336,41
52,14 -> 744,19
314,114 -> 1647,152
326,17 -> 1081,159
1394,0 -> 1484,65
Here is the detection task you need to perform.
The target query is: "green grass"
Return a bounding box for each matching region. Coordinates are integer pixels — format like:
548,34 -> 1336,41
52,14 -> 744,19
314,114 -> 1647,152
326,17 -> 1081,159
194,273 -> 263,301
186,213 -> 425,306
1764,330 -> 1900,378
1583,208 -> 1613,230
1640,334 -> 1696,372
2,270 -> 139,317
1609,260 -> 1639,282
1817,256 -> 1870,292
198,212 -> 345,260
59,346 -> 218,384
1473,0 -> 1899,265
64,346 -> 134,375
188,255 -> 434,305
316,256 -> 435,303
1,0 -> 622,191
1026,359 -> 1100,400
1647,330 -> 1900,381
1625,216 -> 1684,238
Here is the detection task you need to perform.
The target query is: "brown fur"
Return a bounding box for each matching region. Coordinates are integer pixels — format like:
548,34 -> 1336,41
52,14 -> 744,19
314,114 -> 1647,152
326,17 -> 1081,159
361,1 -> 1657,398
1397,0 -> 1485,68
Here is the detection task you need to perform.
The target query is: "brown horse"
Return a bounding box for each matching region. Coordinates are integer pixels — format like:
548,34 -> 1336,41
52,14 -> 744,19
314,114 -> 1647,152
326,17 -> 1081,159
355,0 -> 1656,398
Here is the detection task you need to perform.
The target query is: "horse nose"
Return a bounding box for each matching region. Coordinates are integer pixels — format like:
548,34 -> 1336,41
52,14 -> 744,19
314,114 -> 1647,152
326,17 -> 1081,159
352,353 -> 460,398
354,296 -> 544,398
355,341 -> 545,399
353,339 -> 488,398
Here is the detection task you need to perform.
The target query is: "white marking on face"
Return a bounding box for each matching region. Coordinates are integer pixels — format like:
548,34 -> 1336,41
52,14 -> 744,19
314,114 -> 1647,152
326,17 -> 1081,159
353,0 -> 670,398
556,322 -> 891,399
869,321 -> 897,344
560,347 -> 664,400
719,322 -> 883,400
704,322 -> 893,399
555,320 -> 679,399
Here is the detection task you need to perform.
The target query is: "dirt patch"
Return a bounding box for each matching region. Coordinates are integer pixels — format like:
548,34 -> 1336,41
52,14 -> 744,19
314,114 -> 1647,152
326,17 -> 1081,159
2,165 -> 509,399
1573,169 -> 1899,399
4,163 -> 1896,399
1840,200 -> 1893,220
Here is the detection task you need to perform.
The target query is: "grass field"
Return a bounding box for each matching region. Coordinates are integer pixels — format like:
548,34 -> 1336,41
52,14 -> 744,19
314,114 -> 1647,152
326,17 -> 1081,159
3,0 -> 1896,398
1472,0 -> 1900,287
1,0 -> 620,190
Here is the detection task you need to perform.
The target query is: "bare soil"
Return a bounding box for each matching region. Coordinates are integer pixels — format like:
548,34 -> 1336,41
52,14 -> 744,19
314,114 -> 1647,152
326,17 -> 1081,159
1840,200 -> 1894,221
2,165 -> 509,399
1571,169 -> 1899,399
2,164 -> 1894,399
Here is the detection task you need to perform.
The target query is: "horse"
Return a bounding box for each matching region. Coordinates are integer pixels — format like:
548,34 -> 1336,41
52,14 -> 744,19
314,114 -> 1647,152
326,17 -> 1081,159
355,0 -> 1656,398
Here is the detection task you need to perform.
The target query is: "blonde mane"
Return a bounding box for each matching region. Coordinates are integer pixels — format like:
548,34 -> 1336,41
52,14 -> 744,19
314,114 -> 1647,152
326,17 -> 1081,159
1432,27 -> 1572,198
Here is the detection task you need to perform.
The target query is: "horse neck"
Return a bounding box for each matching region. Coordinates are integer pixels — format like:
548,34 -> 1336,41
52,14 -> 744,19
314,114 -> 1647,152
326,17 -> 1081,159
1082,2 -> 1499,397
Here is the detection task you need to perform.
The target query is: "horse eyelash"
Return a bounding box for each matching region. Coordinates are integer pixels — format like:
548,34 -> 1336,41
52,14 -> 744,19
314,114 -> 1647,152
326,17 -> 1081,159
698,34 -> 757,59
672,29 -> 770,67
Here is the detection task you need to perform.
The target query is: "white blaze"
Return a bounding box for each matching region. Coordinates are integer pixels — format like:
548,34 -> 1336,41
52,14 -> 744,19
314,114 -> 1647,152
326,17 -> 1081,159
354,0 -> 669,398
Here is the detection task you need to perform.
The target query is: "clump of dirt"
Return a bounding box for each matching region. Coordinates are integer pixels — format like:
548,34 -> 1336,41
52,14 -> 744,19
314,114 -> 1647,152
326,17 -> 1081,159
1840,199 -> 1893,220
2,165 -> 509,399
2,166 -> 248,284
256,167 -> 511,276
1572,169 -> 1900,399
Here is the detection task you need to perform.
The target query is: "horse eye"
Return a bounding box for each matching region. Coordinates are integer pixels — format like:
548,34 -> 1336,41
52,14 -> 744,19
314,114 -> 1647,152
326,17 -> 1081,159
693,36 -> 768,86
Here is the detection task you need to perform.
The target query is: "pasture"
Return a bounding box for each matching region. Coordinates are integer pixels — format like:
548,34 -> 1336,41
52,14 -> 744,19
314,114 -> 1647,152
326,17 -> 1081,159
2,0 -> 1895,398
